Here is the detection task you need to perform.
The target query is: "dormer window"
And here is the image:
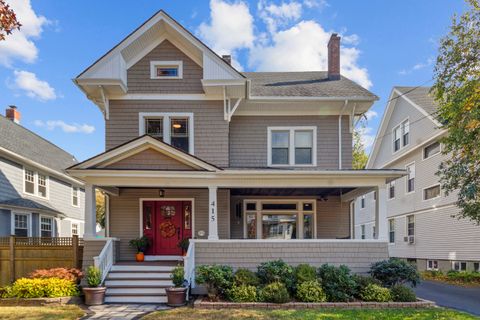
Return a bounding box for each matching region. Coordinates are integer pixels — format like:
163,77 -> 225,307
150,61 -> 183,79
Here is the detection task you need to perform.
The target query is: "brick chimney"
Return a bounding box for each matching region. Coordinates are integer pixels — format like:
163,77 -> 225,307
328,33 -> 341,80
222,55 -> 232,65
5,105 -> 20,124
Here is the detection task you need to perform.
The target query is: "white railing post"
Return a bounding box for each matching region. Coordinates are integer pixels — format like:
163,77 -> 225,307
93,238 -> 114,284
183,240 -> 196,300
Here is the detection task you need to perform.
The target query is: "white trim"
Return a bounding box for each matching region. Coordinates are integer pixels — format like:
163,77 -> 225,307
267,126 -> 317,167
138,197 -> 195,243
422,140 -> 442,161
11,211 -> 32,237
387,180 -> 396,200
138,112 -> 194,154
398,90 -> 441,127
22,167 -> 49,200
144,255 -> 183,261
386,203 -> 457,219
392,117 -> 409,155
71,186 -> 80,207
423,184 -> 441,201
426,260 -> 439,271
191,238 -> 387,244
150,60 -> 183,79
39,214 -> 55,237
249,95 -> 376,102
71,222 -> 79,236
109,93 -> 223,100
405,161 -> 415,195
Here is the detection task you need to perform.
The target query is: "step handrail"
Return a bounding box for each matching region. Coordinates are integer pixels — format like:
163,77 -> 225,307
183,239 -> 195,299
93,238 -> 114,284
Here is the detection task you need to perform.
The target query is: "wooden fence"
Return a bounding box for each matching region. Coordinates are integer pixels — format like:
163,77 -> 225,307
0,236 -> 83,286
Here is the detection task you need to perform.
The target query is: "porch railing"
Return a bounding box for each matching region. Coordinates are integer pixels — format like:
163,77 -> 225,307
183,240 -> 196,299
93,238 -> 114,284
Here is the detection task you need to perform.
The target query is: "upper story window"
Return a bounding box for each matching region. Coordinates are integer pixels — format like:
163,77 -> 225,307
388,219 -> 395,243
424,184 -> 441,200
406,163 -> 415,193
139,113 -> 194,154
150,61 -> 183,79
72,187 -> 79,207
388,180 -> 395,199
361,225 -> 365,239
406,215 -> 415,237
24,168 -> 48,199
393,120 -> 409,152
40,216 -> 54,237
423,141 -> 441,159
268,127 -> 316,166
360,195 -> 366,209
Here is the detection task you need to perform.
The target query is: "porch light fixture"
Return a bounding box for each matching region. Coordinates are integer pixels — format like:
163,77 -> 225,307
172,123 -> 182,129
159,189 -> 165,197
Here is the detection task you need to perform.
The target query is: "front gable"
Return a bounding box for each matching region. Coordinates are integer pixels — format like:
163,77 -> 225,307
104,148 -> 196,171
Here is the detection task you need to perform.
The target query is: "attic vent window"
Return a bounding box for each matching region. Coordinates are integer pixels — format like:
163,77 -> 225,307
150,61 -> 183,79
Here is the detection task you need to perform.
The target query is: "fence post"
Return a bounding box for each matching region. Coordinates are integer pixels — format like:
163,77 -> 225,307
72,235 -> 79,268
9,235 -> 15,283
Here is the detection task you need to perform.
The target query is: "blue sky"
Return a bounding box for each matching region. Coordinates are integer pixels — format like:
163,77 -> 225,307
0,0 -> 468,161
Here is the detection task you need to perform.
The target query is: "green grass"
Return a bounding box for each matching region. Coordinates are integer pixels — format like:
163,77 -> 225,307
142,307 -> 478,320
0,306 -> 84,320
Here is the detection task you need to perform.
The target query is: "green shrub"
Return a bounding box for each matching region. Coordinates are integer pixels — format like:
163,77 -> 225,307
259,282 -> 290,303
294,264 -> 317,285
317,264 -> 357,302
360,283 -> 391,302
353,274 -> 381,298
446,270 -> 480,283
227,285 -> 257,302
85,266 -> 102,287
171,266 -> 184,287
370,258 -> 420,287
296,280 -> 326,302
3,278 -> 79,298
196,265 -> 234,300
28,268 -> 83,283
234,268 -> 259,287
390,284 -> 417,302
257,260 -> 294,291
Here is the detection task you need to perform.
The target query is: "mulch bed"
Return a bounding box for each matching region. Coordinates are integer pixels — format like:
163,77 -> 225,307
0,296 -> 82,306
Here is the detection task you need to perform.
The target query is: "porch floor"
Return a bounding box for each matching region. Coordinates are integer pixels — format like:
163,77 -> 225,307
115,260 -> 181,266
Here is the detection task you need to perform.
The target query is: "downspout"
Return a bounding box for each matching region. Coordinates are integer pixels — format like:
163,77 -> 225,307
338,100 -> 348,170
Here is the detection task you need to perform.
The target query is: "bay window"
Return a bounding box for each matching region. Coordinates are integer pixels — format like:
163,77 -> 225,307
268,127 -> 316,166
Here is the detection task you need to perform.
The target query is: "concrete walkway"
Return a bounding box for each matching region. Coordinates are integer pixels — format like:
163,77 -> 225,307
414,280 -> 480,316
83,304 -> 170,320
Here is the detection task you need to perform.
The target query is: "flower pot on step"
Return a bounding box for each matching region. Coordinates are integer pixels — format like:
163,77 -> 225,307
165,287 -> 187,307
136,252 -> 145,262
83,287 -> 106,306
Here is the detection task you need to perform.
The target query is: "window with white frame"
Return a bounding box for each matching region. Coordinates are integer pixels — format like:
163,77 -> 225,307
388,219 -> 395,243
393,120 -> 409,152
372,226 -> 376,239
407,215 -> 415,237
361,225 -> 366,239
406,163 -> 415,193
139,113 -> 193,154
424,185 -> 441,200
474,262 -> 479,272
402,120 -> 410,146
388,180 -> 395,199
72,187 -> 79,207
424,141 -> 440,159
452,261 -> 467,271
150,61 -> 183,79
40,216 -> 54,237
71,223 -> 78,236
360,195 -> 366,209
24,169 -> 48,198
14,213 -> 29,237
268,127 -> 316,166
427,260 -> 439,271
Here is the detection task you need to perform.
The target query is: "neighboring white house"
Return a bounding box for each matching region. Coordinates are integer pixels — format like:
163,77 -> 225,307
0,106 -> 86,237
354,87 -> 480,272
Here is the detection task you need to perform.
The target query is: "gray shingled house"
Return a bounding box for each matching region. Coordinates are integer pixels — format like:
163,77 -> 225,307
0,107 -> 85,238
66,10 -> 405,303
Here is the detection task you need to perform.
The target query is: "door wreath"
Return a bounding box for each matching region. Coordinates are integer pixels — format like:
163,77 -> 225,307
159,221 -> 176,238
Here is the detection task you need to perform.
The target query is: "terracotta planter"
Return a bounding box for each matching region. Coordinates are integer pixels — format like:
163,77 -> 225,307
83,287 -> 106,306
136,252 -> 145,262
165,287 -> 187,307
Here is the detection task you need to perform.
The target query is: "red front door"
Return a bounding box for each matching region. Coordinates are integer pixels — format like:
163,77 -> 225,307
143,200 -> 192,255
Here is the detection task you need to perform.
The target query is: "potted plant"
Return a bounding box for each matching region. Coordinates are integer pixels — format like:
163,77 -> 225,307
82,266 -> 106,305
165,265 -> 187,306
129,236 -> 150,262
178,238 -> 190,256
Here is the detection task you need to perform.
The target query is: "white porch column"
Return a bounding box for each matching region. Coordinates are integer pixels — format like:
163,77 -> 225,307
84,183 -> 97,238
375,184 -> 388,241
208,186 -> 219,240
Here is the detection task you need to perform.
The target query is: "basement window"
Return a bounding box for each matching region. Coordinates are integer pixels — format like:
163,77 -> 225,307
150,61 -> 183,79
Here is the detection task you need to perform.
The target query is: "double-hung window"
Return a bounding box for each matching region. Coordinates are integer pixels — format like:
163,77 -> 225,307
40,216 -> 54,237
427,260 -> 439,271
393,120 -> 409,152
140,113 -> 193,154
402,120 -> 410,146
268,127 -> 316,166
71,223 -> 79,236
24,168 -> 48,198
13,213 -> 30,237
361,225 -> 366,239
423,141 -> 440,159
388,180 -> 395,199
393,126 -> 401,152
406,163 -> 415,193
72,187 -> 79,207
360,195 -> 366,209
407,215 -> 415,237
388,219 -> 395,243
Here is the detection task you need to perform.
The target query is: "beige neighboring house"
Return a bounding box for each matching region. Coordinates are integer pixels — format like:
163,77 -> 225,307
67,10 -> 404,303
354,86 -> 480,273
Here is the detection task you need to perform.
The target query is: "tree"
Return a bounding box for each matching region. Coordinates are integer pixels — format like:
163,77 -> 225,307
432,0 -> 480,223
352,117 -> 369,170
0,0 -> 21,41
96,190 -> 106,229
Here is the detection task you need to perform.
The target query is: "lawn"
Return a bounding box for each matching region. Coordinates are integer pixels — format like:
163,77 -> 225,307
142,307 -> 478,320
0,306 -> 85,320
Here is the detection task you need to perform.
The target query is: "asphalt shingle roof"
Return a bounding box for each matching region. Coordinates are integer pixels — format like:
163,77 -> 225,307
242,72 -> 377,99
395,86 -> 438,116
0,197 -> 63,215
0,115 -> 77,173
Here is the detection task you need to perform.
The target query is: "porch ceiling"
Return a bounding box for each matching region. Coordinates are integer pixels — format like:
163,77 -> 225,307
230,187 -> 355,197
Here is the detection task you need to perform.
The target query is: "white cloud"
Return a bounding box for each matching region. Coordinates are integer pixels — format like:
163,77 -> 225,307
258,0 -> 303,33
365,110 -> 378,120
399,56 -> 434,75
198,0 -> 255,57
34,120 -> 95,134
0,0 -> 50,67
12,70 -> 56,101
303,0 -> 328,9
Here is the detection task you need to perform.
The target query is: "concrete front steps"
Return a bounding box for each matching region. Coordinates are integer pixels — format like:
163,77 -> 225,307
104,263 -> 176,304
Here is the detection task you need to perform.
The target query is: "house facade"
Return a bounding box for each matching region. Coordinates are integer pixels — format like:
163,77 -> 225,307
354,87 -> 480,272
67,10 -> 404,303
0,107 -> 86,238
